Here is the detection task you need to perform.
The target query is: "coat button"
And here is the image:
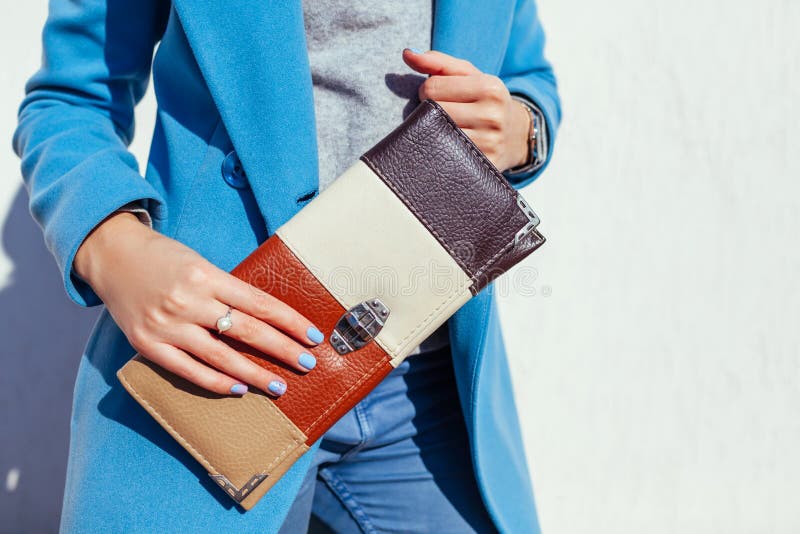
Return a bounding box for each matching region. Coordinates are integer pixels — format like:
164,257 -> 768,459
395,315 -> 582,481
221,150 -> 249,189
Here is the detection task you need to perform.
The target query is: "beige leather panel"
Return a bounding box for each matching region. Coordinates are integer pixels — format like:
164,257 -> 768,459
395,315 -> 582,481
117,356 -> 308,509
238,438 -> 309,510
276,160 -> 473,366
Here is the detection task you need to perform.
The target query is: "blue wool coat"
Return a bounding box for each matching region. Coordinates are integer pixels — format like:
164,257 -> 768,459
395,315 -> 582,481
13,0 -> 560,531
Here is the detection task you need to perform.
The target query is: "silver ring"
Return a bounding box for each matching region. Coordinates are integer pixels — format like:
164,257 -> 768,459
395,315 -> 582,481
216,306 -> 234,334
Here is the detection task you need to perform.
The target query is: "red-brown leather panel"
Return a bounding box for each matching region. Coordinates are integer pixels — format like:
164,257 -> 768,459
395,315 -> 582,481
227,236 -> 393,444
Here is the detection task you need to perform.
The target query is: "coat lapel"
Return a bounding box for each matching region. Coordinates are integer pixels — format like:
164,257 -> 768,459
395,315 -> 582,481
171,0 -> 516,232
171,0 -> 318,232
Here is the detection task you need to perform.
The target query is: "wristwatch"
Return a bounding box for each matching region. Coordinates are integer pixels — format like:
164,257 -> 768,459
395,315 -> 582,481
504,95 -> 548,178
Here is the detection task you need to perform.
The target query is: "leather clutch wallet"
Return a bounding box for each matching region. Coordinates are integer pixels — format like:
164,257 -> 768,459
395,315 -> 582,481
117,99 -> 545,510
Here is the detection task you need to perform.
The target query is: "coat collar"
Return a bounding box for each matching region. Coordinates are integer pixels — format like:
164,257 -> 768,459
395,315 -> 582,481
172,0 -> 513,232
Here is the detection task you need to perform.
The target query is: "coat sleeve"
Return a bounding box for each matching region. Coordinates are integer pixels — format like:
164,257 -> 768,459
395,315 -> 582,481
499,0 -> 562,187
12,0 -> 170,307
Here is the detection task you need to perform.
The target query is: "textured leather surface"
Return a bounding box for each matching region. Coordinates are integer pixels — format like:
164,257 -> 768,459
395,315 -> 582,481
117,235 -> 393,510
276,160 -> 473,364
116,100 -> 545,511
117,356 -> 309,510
228,236 -> 394,443
362,99 -> 545,294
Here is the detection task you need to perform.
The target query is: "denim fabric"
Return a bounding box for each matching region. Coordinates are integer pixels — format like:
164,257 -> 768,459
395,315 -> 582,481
278,348 -> 496,534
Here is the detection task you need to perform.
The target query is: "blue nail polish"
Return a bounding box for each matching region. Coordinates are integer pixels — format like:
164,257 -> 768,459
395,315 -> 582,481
298,352 -> 317,371
268,380 -> 287,396
408,47 -> 424,54
307,326 -> 324,344
230,384 -> 248,395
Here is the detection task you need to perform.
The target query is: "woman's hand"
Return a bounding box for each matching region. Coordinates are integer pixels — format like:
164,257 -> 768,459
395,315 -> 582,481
403,49 -> 531,172
74,212 -> 323,397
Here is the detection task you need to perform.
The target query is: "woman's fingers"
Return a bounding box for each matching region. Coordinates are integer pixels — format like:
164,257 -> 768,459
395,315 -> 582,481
176,325 -> 290,397
143,342 -> 248,396
97,228 -> 314,397
214,272 -> 324,346
402,48 -> 480,76
458,128 -> 505,168
400,47 -> 523,170
206,302 -> 318,373
418,75 -> 489,103
430,101 -> 486,129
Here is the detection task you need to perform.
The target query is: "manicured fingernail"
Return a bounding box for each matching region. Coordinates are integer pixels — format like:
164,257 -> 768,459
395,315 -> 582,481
407,47 -> 424,54
268,380 -> 287,396
298,352 -> 317,371
230,384 -> 248,395
306,326 -> 324,344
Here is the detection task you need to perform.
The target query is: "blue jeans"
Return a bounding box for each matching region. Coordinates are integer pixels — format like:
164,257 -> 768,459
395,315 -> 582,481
278,347 -> 496,533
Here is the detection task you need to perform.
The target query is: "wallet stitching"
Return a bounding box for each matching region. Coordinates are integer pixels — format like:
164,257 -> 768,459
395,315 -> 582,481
277,233 -> 470,435
425,101 -> 519,198
119,369 -> 302,481
273,236 -> 391,434
303,357 -> 388,436
472,230 -> 545,283
472,239 -> 515,280
278,231 -> 469,358
391,279 -> 472,356
361,102 -> 525,287
276,217 -> 471,436
117,100 -> 536,503
425,101 -> 540,283
258,438 -> 301,475
250,237 -> 395,437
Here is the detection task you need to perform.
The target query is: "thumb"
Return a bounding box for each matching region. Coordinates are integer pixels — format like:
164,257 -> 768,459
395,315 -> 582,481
402,49 -> 480,76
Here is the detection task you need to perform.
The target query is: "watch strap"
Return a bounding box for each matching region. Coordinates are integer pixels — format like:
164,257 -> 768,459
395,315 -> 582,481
504,95 -> 548,178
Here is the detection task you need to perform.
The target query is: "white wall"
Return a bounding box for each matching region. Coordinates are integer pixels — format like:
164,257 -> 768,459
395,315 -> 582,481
504,1 -> 800,532
0,3 -> 158,531
1,1 -> 798,532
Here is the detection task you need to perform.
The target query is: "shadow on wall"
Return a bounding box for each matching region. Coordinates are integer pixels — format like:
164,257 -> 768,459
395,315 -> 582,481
0,186 -> 100,532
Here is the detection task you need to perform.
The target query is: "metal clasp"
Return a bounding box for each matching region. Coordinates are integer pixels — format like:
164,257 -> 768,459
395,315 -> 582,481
514,194 -> 541,246
209,473 -> 267,503
330,299 -> 390,355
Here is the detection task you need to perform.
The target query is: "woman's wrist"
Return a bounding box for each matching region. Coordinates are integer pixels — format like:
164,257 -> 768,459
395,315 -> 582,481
73,211 -> 152,290
507,99 -> 533,170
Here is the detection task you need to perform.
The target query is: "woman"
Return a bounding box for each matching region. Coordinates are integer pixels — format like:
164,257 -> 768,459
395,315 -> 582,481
14,0 -> 560,532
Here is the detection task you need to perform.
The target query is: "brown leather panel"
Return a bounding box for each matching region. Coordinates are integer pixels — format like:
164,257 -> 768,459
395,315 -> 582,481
472,227 -> 546,292
361,99 -> 545,294
228,235 -> 393,443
